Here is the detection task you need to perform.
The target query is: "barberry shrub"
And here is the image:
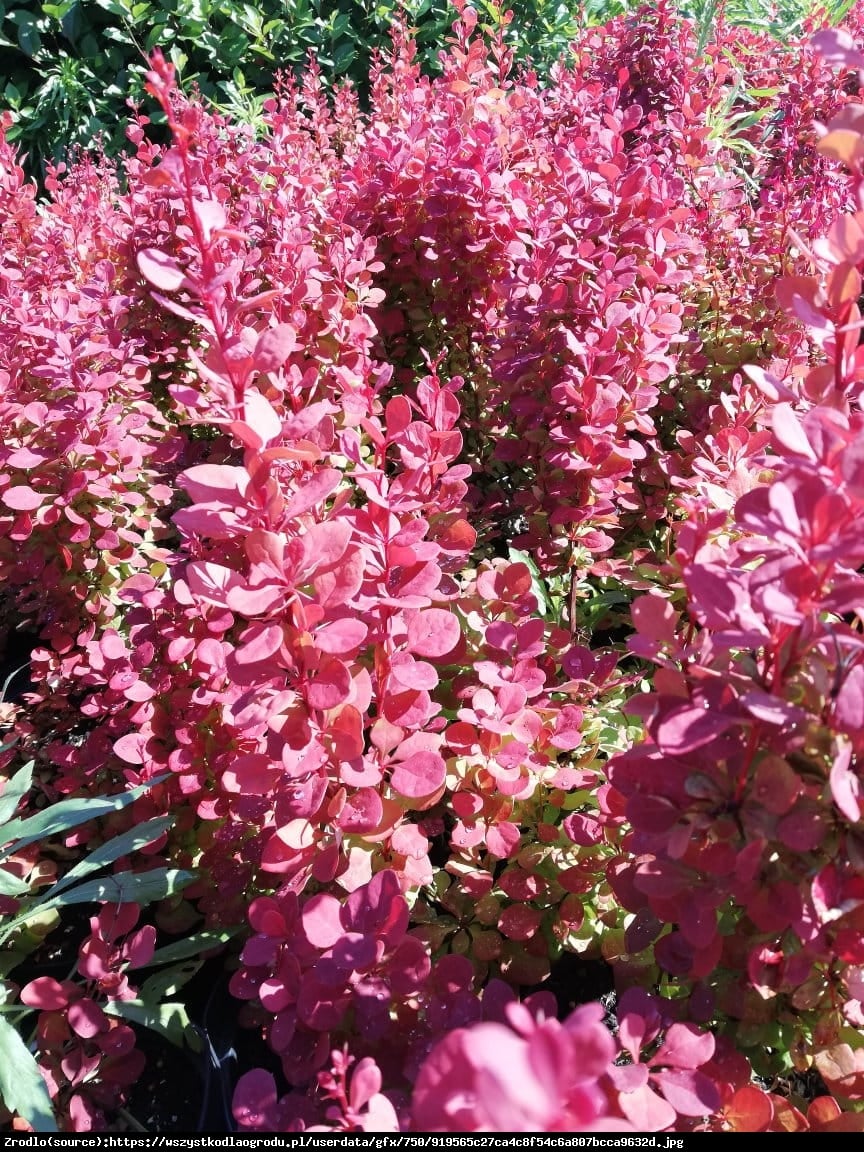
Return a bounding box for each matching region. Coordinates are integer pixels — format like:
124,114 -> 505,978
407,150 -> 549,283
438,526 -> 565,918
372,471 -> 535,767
1,1 -> 864,1134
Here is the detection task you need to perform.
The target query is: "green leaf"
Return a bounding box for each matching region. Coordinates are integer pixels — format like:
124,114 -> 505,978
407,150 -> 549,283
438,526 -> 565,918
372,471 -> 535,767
0,760 -> 33,826
43,816 -> 175,901
0,775 -> 168,861
105,998 -> 192,1047
42,867 -> 194,907
14,17 -> 42,57
0,1013 -> 57,1132
0,867 -> 28,897
508,546 -> 550,617
148,926 -> 242,966
138,957 -> 203,1002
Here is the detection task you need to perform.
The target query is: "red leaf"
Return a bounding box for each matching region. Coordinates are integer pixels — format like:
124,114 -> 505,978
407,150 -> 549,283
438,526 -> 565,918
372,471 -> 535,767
497,904 -> 542,941
814,1044 -> 864,1099
223,753 -> 280,795
723,1084 -> 774,1131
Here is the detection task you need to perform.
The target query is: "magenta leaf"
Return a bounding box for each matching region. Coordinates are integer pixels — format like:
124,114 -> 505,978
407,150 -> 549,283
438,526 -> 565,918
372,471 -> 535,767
655,704 -> 734,754
233,1069 -> 278,1130
20,977 -> 72,1010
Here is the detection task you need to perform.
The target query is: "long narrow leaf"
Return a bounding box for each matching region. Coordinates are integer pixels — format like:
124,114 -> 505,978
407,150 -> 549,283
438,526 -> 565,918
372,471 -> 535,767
0,774 -> 169,861
43,867 -> 194,907
105,998 -> 192,1048
0,761 -> 34,827
0,1014 -> 57,1132
43,816 -> 175,901
147,927 -> 242,967
1,869 -> 194,940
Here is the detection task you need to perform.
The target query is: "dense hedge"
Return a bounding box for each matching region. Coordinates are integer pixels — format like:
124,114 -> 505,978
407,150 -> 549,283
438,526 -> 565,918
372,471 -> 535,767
3,0 -> 864,1136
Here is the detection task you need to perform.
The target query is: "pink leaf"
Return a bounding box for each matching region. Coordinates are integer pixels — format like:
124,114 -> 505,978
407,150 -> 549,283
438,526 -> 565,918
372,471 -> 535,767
223,754 -> 281,795
234,623 -> 284,666
406,608 -> 461,657
302,520 -> 352,575
338,787 -> 383,833
389,936 -> 432,996
830,740 -> 862,822
654,1067 -> 721,1117
20,977 -> 72,1011
771,404 -> 816,461
315,617 -> 368,654
654,1023 -> 715,1070
631,594 -> 679,642
2,485 -> 46,511
306,656 -> 352,710
314,549 -> 365,608
486,821 -> 521,859
350,1057 -> 383,1112
137,248 -> 185,292
180,464 -> 249,503
812,28 -> 864,71
282,468 -> 341,522
302,893 -> 345,949
254,324 -> 300,373
243,390 -> 283,448
389,653 -> 439,691
618,1083 -> 677,1131
185,562 -> 244,608
390,750 -> 446,799
113,734 -> 144,765
192,197 -> 227,243
655,704 -> 734,754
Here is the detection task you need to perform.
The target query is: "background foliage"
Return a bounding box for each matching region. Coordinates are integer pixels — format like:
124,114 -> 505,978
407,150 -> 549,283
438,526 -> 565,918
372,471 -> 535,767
5,0 -> 856,175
